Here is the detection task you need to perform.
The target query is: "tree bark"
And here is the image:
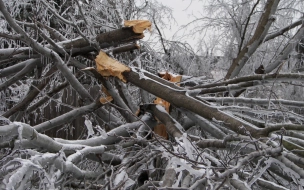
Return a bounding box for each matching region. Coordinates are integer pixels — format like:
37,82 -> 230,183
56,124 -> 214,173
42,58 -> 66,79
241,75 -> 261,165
123,68 -> 264,138
225,0 -> 280,79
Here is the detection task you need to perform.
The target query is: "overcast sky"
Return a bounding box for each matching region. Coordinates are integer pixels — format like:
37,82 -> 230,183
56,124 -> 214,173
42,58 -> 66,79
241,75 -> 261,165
160,0 -> 203,39
144,0 -> 205,52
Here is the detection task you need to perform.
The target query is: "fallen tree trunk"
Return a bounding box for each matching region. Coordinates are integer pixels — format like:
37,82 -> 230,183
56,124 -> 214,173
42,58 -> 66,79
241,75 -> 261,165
123,68 -> 265,138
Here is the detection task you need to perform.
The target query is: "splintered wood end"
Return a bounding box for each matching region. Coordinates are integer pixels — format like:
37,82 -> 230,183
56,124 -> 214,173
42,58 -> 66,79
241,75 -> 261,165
153,72 -> 182,113
158,71 -> 182,83
124,20 -> 152,34
95,51 -> 130,82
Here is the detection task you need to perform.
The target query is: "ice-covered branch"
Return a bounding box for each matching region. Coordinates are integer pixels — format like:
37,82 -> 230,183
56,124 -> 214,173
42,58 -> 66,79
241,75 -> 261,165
123,68 -> 263,137
265,18 -> 304,42
191,73 -> 304,90
0,59 -> 39,91
34,98 -> 102,132
26,81 -> 69,113
55,112 -> 154,146
2,66 -> 58,118
200,97 -> 304,108
265,23 -> 304,73
225,0 -> 280,79
217,146 -> 283,178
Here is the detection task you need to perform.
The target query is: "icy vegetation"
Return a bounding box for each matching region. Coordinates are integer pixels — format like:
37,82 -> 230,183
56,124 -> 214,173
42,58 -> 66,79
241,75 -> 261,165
1,0 -> 304,189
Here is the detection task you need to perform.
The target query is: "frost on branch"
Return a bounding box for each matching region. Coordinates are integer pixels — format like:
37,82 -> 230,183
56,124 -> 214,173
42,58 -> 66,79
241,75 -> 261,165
1,0 -> 304,189
95,51 -> 130,82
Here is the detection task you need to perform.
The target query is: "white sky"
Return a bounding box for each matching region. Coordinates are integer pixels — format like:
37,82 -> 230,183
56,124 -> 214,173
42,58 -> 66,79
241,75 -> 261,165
159,0 -> 204,39
144,0 -> 205,52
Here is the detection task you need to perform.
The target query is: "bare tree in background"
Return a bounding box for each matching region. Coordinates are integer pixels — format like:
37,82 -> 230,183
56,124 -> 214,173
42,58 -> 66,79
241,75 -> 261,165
1,0 -> 304,189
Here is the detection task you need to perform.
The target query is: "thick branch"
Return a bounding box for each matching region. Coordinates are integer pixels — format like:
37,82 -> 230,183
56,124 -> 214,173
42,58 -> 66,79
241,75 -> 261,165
149,104 -> 184,138
0,59 -> 39,91
0,59 -> 31,78
191,73 -> 304,90
2,66 -> 58,118
265,23 -> 304,73
225,0 -> 279,79
123,68 -> 264,138
265,18 -> 304,42
200,97 -> 304,108
34,98 -> 102,133
26,81 -> 70,113
182,109 -> 226,139
54,112 -> 154,146
0,0 -> 93,104
238,0 -> 261,52
112,43 -> 140,54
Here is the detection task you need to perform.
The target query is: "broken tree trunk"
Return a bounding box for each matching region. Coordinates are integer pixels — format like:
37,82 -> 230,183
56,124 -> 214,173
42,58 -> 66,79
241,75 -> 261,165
94,51 -> 264,138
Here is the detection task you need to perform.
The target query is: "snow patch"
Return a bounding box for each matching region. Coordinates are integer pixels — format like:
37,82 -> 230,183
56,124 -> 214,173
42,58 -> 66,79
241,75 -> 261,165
84,119 -> 95,138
